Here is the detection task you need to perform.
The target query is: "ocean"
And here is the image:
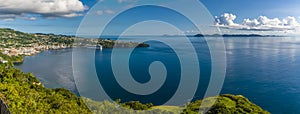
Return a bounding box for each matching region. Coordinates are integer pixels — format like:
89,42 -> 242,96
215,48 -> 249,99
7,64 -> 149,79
16,36 -> 300,113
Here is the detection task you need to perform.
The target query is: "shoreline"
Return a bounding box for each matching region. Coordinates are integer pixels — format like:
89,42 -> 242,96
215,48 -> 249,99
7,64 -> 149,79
8,41 -> 272,113
11,47 -> 72,65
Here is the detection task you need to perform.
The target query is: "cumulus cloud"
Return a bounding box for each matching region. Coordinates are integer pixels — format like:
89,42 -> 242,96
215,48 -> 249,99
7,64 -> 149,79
215,13 -> 300,32
0,0 -> 87,21
282,16 -> 298,26
215,13 -> 238,26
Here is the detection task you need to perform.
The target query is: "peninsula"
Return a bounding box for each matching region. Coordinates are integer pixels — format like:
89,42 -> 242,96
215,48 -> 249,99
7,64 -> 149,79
0,28 -> 149,60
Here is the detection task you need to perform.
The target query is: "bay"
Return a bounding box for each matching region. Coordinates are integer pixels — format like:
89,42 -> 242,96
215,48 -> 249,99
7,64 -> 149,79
16,36 -> 300,114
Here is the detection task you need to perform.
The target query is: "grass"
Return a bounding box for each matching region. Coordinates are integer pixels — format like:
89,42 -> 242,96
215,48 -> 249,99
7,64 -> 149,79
151,105 -> 184,113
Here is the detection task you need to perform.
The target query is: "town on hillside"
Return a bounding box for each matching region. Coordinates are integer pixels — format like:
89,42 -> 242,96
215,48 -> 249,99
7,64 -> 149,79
0,28 -> 149,63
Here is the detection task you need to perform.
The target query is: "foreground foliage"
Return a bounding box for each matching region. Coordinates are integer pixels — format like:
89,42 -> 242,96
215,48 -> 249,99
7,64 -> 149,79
183,94 -> 270,114
115,99 -> 154,110
83,98 -> 178,114
0,64 -> 91,113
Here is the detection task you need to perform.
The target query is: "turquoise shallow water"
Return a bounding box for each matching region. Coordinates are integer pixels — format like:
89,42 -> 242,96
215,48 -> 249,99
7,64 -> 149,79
16,37 -> 300,113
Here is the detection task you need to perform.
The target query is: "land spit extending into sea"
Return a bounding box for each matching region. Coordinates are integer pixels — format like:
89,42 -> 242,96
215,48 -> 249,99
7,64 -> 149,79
0,28 -> 149,64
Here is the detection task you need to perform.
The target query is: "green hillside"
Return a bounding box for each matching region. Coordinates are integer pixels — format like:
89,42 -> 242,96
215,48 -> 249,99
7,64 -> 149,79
183,94 -> 270,114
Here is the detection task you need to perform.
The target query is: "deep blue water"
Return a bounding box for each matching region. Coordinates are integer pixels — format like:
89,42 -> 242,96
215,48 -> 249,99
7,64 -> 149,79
16,37 -> 300,113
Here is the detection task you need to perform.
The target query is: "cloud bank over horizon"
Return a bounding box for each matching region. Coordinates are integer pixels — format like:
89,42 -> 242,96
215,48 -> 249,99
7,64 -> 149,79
215,13 -> 300,32
0,0 -> 87,21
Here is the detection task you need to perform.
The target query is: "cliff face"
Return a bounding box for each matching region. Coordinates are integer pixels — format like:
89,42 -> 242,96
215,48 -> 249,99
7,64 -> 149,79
183,94 -> 270,114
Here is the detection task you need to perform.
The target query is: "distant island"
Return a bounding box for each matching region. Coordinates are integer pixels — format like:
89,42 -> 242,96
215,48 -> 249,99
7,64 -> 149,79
193,34 -> 281,37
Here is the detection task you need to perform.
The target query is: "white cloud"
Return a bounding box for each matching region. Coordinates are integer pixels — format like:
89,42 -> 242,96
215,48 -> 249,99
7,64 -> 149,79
215,13 -> 238,26
96,10 -> 104,16
105,10 -> 115,14
117,0 -> 136,3
28,17 -> 37,21
0,0 -> 87,20
20,16 -> 37,21
215,13 -> 300,32
0,14 -> 17,21
282,16 -> 298,26
89,9 -> 116,16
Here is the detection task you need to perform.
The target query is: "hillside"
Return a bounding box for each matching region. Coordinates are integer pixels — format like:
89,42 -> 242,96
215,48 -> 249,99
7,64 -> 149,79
183,94 -> 270,114
81,94 -> 270,114
0,61 -> 91,113
0,28 -> 149,57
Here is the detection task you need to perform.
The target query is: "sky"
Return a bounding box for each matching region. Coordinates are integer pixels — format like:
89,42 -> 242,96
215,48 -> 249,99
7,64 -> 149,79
0,0 -> 300,36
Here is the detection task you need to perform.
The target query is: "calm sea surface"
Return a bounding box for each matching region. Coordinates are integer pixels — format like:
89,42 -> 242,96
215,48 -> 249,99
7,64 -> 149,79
16,37 -> 300,113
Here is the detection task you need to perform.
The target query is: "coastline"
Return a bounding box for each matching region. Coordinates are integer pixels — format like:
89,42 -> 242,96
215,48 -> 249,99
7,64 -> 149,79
10,47 -> 72,65
5,39 -> 272,113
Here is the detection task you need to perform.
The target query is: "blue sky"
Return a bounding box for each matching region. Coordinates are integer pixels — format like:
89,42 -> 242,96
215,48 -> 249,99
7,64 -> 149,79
0,0 -> 300,36
202,0 -> 300,21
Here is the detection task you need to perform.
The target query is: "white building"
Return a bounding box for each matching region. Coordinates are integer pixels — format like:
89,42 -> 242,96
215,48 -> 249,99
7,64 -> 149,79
0,57 -> 8,64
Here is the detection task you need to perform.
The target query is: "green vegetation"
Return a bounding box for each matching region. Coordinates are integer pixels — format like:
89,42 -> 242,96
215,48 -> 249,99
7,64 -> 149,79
97,39 -> 150,48
152,106 -> 184,113
115,99 -> 153,110
0,52 -> 23,65
82,98 -> 178,114
0,28 -> 149,57
83,94 -> 270,114
182,94 -> 270,114
122,101 -> 153,110
0,28 -> 74,49
0,62 -> 91,113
